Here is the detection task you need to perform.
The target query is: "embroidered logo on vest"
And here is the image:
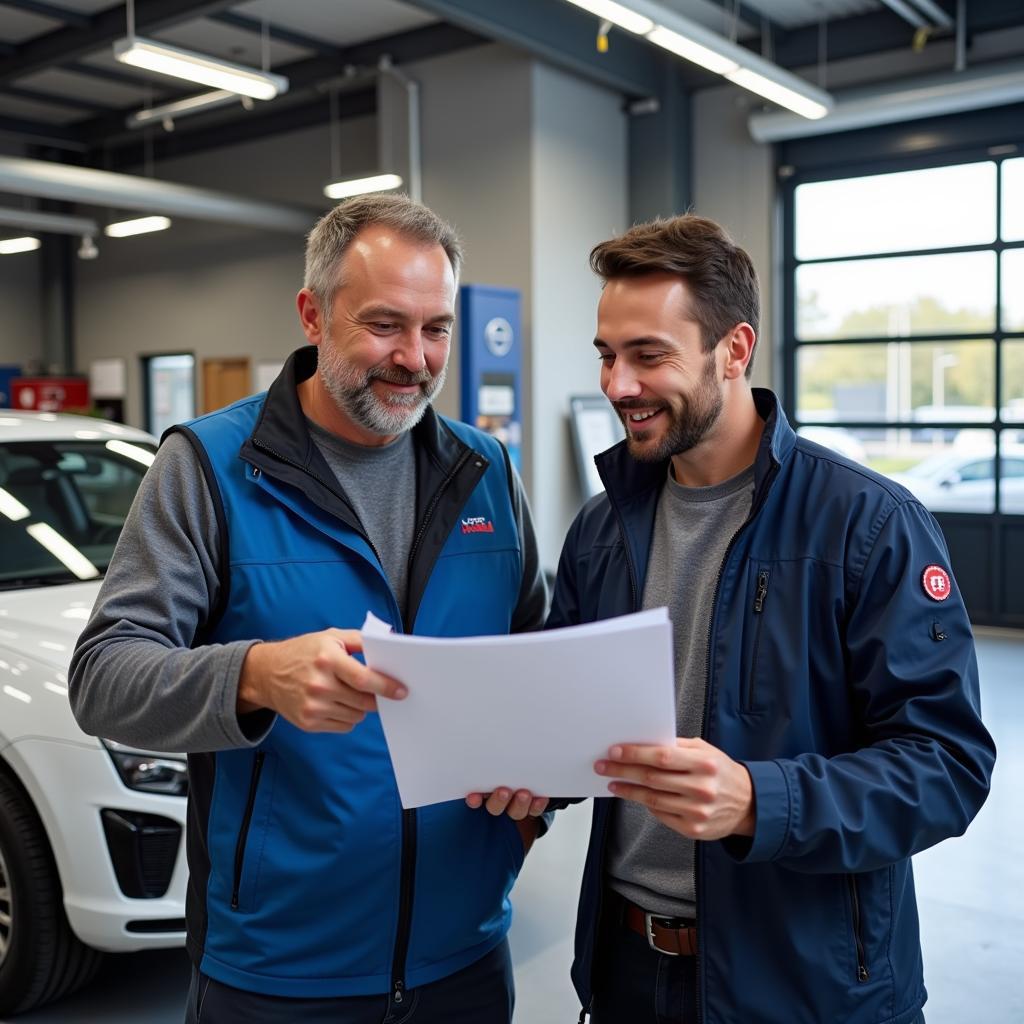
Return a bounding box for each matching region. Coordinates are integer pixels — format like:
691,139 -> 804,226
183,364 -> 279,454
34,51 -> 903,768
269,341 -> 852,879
461,516 -> 495,534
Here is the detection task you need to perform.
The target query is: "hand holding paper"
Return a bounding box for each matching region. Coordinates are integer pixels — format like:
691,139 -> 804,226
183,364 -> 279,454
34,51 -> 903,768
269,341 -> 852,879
361,608 -> 676,809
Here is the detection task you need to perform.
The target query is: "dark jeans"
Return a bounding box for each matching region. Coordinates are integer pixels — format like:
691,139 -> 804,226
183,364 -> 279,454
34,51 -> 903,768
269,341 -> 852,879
184,939 -> 514,1024
590,924 -> 927,1024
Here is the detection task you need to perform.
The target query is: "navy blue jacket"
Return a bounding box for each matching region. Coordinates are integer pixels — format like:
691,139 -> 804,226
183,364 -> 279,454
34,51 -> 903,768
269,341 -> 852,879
548,390 -> 995,1024
175,348 -> 535,999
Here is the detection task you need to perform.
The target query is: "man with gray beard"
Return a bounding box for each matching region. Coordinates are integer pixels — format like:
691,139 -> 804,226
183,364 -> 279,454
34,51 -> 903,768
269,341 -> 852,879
69,195 -> 548,1024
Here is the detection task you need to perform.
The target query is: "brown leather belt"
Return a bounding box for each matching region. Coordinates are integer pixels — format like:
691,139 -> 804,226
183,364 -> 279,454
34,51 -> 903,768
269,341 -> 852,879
623,898 -> 698,957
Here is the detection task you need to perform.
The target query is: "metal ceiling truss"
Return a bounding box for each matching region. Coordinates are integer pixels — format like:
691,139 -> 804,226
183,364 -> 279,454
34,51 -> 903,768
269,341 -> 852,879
0,0 -> 91,30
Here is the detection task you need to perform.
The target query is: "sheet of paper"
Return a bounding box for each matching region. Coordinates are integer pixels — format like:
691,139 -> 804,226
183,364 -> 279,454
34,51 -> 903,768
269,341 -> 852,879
362,608 -> 677,809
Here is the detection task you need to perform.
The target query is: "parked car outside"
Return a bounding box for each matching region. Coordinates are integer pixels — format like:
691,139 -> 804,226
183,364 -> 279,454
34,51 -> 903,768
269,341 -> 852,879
0,412 -> 186,1016
797,425 -> 868,463
887,444 -> 1024,514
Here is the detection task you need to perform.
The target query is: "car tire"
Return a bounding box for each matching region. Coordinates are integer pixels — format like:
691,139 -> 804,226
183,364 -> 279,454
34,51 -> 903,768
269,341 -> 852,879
0,770 -> 103,1015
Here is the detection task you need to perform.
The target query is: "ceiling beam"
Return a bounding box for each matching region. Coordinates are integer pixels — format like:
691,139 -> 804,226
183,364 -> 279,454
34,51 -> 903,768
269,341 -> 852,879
401,0 -> 666,98
106,88 -> 377,170
0,0 -> 239,86
6,84 -> 111,113
0,0 -> 91,30
0,113 -> 84,150
64,60 -> 161,89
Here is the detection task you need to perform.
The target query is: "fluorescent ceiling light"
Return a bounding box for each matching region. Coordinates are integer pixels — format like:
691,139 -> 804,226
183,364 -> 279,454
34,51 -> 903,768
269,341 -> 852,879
25,523 -> 99,580
726,68 -> 830,120
113,36 -> 288,101
0,488 -> 30,522
0,236 -> 41,254
127,89 -> 248,130
562,0 -> 654,35
324,173 -> 404,200
105,215 -> 172,238
647,25 -> 738,75
560,0 -> 833,120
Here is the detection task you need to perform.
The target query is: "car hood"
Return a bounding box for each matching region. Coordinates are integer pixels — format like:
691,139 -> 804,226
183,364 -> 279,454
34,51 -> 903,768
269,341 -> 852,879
0,580 -> 101,671
0,582 -> 104,748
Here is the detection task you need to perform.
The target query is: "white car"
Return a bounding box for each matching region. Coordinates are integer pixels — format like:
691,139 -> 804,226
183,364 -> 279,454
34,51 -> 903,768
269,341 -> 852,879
888,445 -> 1024,514
0,412 -> 186,1016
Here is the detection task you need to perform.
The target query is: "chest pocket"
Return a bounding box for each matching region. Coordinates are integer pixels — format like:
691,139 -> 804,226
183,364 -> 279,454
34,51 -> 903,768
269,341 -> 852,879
737,557 -> 846,718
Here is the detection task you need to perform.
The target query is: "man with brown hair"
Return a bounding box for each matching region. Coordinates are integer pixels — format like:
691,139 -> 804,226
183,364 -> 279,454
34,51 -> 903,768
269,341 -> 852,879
547,213 -> 994,1023
70,194 -> 548,1023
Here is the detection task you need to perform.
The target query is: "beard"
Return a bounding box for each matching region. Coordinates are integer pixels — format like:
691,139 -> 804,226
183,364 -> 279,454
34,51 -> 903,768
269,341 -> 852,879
317,338 -> 447,436
616,353 -> 723,463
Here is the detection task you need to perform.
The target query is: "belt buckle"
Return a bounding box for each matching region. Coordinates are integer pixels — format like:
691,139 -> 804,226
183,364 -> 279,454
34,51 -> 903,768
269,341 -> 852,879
644,912 -> 680,957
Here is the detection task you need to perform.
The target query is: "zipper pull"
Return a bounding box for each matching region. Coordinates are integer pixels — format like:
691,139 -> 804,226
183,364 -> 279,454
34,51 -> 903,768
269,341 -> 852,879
753,569 -> 770,613
393,980 -> 405,1004
857,965 -> 870,982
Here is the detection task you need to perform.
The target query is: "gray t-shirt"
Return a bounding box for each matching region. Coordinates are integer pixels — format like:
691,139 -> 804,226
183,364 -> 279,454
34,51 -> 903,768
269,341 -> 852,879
306,418 -> 416,615
607,462 -> 754,919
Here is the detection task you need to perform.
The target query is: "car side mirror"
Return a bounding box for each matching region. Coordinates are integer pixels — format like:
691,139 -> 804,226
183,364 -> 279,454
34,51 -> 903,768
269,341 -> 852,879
939,472 -> 962,488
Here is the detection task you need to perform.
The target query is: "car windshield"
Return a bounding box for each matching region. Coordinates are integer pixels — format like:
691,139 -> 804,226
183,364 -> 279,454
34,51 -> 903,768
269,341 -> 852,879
0,439 -> 154,589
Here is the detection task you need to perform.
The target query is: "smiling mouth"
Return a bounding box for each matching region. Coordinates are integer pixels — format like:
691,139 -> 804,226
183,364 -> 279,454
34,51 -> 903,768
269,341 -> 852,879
619,407 -> 663,429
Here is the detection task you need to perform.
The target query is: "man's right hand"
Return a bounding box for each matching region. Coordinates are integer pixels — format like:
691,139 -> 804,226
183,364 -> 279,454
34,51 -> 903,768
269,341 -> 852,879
237,628 -> 407,733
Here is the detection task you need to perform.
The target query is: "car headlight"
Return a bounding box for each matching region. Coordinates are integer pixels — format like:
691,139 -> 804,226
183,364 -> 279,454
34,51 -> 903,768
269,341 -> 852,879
102,740 -> 188,797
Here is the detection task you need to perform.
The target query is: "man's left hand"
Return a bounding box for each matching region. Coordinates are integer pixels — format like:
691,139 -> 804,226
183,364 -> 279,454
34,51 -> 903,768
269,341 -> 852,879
465,789 -> 549,856
596,738 -> 755,841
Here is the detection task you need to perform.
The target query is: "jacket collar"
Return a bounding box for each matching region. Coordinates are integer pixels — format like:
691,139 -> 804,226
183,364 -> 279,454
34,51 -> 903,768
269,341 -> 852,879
595,387 -> 795,509
247,345 -> 466,474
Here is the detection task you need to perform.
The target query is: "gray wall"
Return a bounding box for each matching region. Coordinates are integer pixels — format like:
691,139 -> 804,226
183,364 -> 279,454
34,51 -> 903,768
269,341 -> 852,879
530,61 -> 627,565
692,85 -> 775,390
0,139 -> 44,376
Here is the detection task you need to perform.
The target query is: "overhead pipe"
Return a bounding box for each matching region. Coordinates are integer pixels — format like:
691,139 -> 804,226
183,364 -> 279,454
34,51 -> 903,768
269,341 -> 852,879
0,156 -> 320,234
0,207 -> 99,237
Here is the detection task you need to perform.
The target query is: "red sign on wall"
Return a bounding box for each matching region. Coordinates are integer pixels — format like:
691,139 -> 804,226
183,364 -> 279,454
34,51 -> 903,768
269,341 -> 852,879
12,377 -> 90,413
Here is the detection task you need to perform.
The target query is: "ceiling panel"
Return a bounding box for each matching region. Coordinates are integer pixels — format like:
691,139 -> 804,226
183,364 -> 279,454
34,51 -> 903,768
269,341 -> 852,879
33,0 -> 121,12
150,17 -> 312,65
0,92 -> 85,125
233,0 -> 439,48
16,67 -> 156,108
0,7 -> 61,43
739,0 -> 882,30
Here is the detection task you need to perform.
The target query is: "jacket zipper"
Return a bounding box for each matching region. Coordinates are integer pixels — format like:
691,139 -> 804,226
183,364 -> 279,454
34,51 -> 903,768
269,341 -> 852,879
847,875 -> 870,982
231,750 -> 265,910
390,446 -> 474,1006
745,568 -> 771,710
694,464 -> 779,1024
253,434 -> 479,1003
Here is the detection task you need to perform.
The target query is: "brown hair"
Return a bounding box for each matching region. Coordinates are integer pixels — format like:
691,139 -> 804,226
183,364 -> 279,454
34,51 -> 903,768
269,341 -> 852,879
590,214 -> 760,377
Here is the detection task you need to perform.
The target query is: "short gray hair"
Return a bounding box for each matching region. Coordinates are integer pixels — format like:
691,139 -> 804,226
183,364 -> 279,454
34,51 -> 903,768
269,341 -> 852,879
304,194 -> 463,318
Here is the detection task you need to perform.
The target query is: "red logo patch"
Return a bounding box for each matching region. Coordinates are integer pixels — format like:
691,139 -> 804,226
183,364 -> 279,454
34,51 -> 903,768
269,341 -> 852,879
922,565 -> 952,601
461,516 -> 494,535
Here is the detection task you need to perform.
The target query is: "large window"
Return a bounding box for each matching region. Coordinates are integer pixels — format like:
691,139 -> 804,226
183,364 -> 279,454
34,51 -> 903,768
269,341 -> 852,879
788,157 -> 1024,517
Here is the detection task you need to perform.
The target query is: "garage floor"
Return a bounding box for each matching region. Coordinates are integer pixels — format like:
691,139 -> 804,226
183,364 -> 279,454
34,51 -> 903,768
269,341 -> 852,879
8,632 -> 1021,1024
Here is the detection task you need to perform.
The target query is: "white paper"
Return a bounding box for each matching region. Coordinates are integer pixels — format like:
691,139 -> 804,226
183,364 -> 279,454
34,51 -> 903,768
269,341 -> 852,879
362,608 -> 676,809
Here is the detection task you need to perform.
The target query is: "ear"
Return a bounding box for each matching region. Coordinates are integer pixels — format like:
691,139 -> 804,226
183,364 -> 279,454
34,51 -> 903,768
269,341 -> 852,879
722,322 -> 757,381
296,288 -> 326,346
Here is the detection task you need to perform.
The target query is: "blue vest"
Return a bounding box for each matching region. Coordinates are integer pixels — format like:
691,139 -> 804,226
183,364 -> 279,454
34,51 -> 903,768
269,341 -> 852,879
179,385 -> 526,998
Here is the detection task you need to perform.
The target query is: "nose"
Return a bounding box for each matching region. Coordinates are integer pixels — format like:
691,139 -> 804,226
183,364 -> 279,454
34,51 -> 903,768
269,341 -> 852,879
392,331 -> 426,374
603,359 -> 641,402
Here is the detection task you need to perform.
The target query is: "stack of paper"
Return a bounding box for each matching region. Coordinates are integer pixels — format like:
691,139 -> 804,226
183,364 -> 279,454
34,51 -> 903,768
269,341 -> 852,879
362,608 -> 676,809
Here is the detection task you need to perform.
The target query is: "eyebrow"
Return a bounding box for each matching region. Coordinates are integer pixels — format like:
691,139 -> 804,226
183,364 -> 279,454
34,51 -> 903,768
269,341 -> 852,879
359,305 -> 454,325
593,336 -> 668,350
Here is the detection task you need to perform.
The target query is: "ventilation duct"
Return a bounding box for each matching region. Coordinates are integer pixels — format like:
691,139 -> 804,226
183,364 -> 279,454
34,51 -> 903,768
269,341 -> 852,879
0,156 -> 319,234
749,59 -> 1024,143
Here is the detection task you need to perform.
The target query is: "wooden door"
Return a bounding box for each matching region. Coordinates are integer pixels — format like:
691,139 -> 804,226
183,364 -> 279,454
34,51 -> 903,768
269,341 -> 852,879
202,357 -> 251,414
